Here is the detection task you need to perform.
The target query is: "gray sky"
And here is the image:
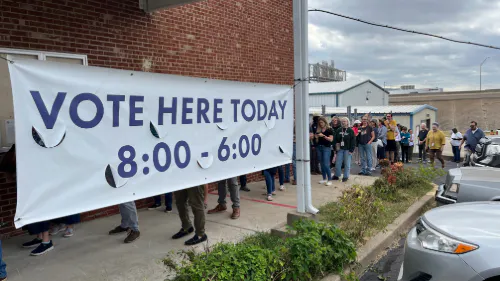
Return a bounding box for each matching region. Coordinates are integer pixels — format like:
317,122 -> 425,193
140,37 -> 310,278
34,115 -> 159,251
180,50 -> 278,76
308,0 -> 500,91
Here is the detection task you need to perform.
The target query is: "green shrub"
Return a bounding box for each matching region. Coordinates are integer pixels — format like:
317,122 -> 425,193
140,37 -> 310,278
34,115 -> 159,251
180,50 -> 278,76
163,220 -> 357,281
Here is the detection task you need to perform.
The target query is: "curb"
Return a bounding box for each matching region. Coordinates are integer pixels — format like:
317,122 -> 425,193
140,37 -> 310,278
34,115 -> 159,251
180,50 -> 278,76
320,186 -> 437,281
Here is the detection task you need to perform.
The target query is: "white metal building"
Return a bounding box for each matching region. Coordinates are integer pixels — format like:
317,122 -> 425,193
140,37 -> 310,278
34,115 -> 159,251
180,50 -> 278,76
309,104 -> 437,133
309,80 -> 390,107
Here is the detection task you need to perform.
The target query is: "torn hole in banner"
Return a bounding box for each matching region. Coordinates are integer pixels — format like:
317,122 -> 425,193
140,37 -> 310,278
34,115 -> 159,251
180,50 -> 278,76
217,123 -> 228,130
197,152 -> 214,169
32,124 -> 66,148
149,121 -> 168,139
105,164 -> 128,188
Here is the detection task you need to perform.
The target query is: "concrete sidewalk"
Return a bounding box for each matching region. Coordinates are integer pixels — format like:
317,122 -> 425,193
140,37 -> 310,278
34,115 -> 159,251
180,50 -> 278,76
2,174 -> 376,281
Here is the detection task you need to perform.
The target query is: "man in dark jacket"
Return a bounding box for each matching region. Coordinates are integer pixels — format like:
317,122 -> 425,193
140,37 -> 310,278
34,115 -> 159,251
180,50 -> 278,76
460,121 -> 485,166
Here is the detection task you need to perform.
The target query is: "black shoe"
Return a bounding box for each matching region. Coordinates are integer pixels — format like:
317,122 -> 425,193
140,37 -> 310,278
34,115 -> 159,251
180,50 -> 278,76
124,230 -> 140,243
109,226 -> 128,235
358,172 -> 365,175
165,207 -> 173,213
332,176 -> 340,180
30,241 -> 54,256
22,238 -> 43,248
342,178 -> 349,182
172,227 -> 194,239
185,234 -> 208,246
148,203 -> 162,210
240,185 -> 250,192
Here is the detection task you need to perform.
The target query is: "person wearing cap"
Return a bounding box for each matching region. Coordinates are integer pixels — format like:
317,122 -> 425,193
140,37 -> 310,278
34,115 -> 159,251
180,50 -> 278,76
426,122 -> 446,168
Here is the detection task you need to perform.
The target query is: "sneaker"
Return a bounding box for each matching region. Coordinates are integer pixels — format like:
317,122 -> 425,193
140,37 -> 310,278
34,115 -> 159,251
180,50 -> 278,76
109,226 -> 128,235
148,203 -> 162,210
22,238 -> 42,248
333,176 -> 340,181
207,204 -> 227,214
370,168 -> 376,171
49,223 -> 66,236
267,195 -> 273,201
30,241 -> 54,256
231,207 -> 240,219
262,192 -> 276,196
172,227 -> 194,239
342,178 -> 349,183
124,230 -> 140,243
376,165 -> 381,169
318,180 -> 327,184
185,234 -> 208,246
165,207 -> 173,213
63,227 -> 74,238
325,181 -> 332,186
292,180 -> 297,185
279,185 -> 285,191
240,185 -> 250,192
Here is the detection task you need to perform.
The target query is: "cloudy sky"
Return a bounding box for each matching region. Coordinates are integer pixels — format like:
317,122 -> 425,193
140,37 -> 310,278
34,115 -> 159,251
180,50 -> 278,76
308,0 -> 500,91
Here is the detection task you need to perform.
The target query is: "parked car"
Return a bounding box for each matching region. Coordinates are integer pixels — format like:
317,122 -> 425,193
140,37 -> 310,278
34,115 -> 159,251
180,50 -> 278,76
398,202 -> 500,281
435,167 -> 500,205
470,136 -> 500,168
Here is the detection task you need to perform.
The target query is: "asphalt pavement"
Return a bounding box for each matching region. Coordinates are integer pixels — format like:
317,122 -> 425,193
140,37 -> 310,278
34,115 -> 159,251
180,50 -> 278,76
356,158 -> 458,281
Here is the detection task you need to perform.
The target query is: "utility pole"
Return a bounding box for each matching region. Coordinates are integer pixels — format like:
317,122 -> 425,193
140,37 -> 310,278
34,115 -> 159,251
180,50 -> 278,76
480,57 -> 490,91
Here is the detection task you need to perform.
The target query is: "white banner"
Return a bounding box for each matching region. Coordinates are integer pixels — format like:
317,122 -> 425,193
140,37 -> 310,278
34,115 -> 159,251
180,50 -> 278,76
9,59 -> 293,228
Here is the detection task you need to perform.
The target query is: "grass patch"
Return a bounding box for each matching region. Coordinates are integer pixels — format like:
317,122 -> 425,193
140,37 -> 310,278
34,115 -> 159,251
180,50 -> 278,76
318,164 -> 443,245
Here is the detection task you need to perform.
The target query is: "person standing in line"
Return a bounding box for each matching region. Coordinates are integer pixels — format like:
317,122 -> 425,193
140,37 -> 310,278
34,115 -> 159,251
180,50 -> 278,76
395,124 -> 402,162
309,115 -> 321,175
148,193 -> 173,212
400,127 -> 411,163
239,175 -> 249,192
426,122 -> 446,168
171,185 -> 208,246
418,123 -> 429,163
450,128 -> 463,163
263,167 -> 278,201
377,119 -> 388,167
333,117 -> 355,182
370,119 -> 379,171
330,116 -> 341,168
108,202 -> 141,243
277,166 -> 286,190
22,221 -> 53,256
314,117 -> 334,186
460,121 -> 485,166
358,116 -> 375,176
352,120 -> 361,165
208,177 -> 240,219
384,113 -> 398,163
408,129 -> 415,163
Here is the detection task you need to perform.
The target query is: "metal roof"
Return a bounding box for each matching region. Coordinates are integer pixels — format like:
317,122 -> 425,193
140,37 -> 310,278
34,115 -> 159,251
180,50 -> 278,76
309,104 -> 437,115
309,79 -> 389,95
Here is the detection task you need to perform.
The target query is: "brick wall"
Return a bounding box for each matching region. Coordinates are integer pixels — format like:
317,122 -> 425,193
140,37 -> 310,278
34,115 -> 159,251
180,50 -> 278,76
0,0 -> 294,237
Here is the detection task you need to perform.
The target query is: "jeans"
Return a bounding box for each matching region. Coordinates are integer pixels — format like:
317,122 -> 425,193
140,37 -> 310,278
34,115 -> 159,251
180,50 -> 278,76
402,145 -> 409,163
239,175 -> 247,187
0,240 -> 6,279
174,186 -> 205,236
316,145 -> 332,180
25,221 -> 50,235
277,166 -> 285,185
217,177 -> 240,208
418,144 -> 427,161
154,193 -> 173,209
52,214 -> 81,225
263,167 -> 277,195
335,150 -> 352,179
359,144 -> 372,174
371,142 -> 378,169
452,146 -> 460,162
119,201 -> 139,231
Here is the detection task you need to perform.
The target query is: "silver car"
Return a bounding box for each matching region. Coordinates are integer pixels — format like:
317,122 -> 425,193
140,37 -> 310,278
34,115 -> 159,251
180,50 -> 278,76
399,202 -> 500,281
435,167 -> 500,205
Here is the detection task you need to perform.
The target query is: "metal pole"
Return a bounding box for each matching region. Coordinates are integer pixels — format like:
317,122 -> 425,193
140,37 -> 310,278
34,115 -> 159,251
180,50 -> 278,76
480,57 -> 490,91
293,0 -> 318,214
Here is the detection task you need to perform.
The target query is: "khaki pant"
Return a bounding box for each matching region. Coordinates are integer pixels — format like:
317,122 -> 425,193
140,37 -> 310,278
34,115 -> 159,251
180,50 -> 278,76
429,149 -> 445,167
174,185 -> 205,236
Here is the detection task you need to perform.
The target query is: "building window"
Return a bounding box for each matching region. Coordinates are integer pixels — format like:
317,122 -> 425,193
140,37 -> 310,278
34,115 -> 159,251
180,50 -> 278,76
0,48 -> 88,147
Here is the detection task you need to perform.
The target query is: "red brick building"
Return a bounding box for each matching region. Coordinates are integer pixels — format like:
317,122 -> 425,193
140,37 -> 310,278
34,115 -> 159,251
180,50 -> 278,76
0,0 -> 294,237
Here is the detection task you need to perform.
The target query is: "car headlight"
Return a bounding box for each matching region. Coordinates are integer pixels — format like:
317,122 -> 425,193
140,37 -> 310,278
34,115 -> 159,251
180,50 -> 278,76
417,220 -> 478,254
449,183 -> 459,193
